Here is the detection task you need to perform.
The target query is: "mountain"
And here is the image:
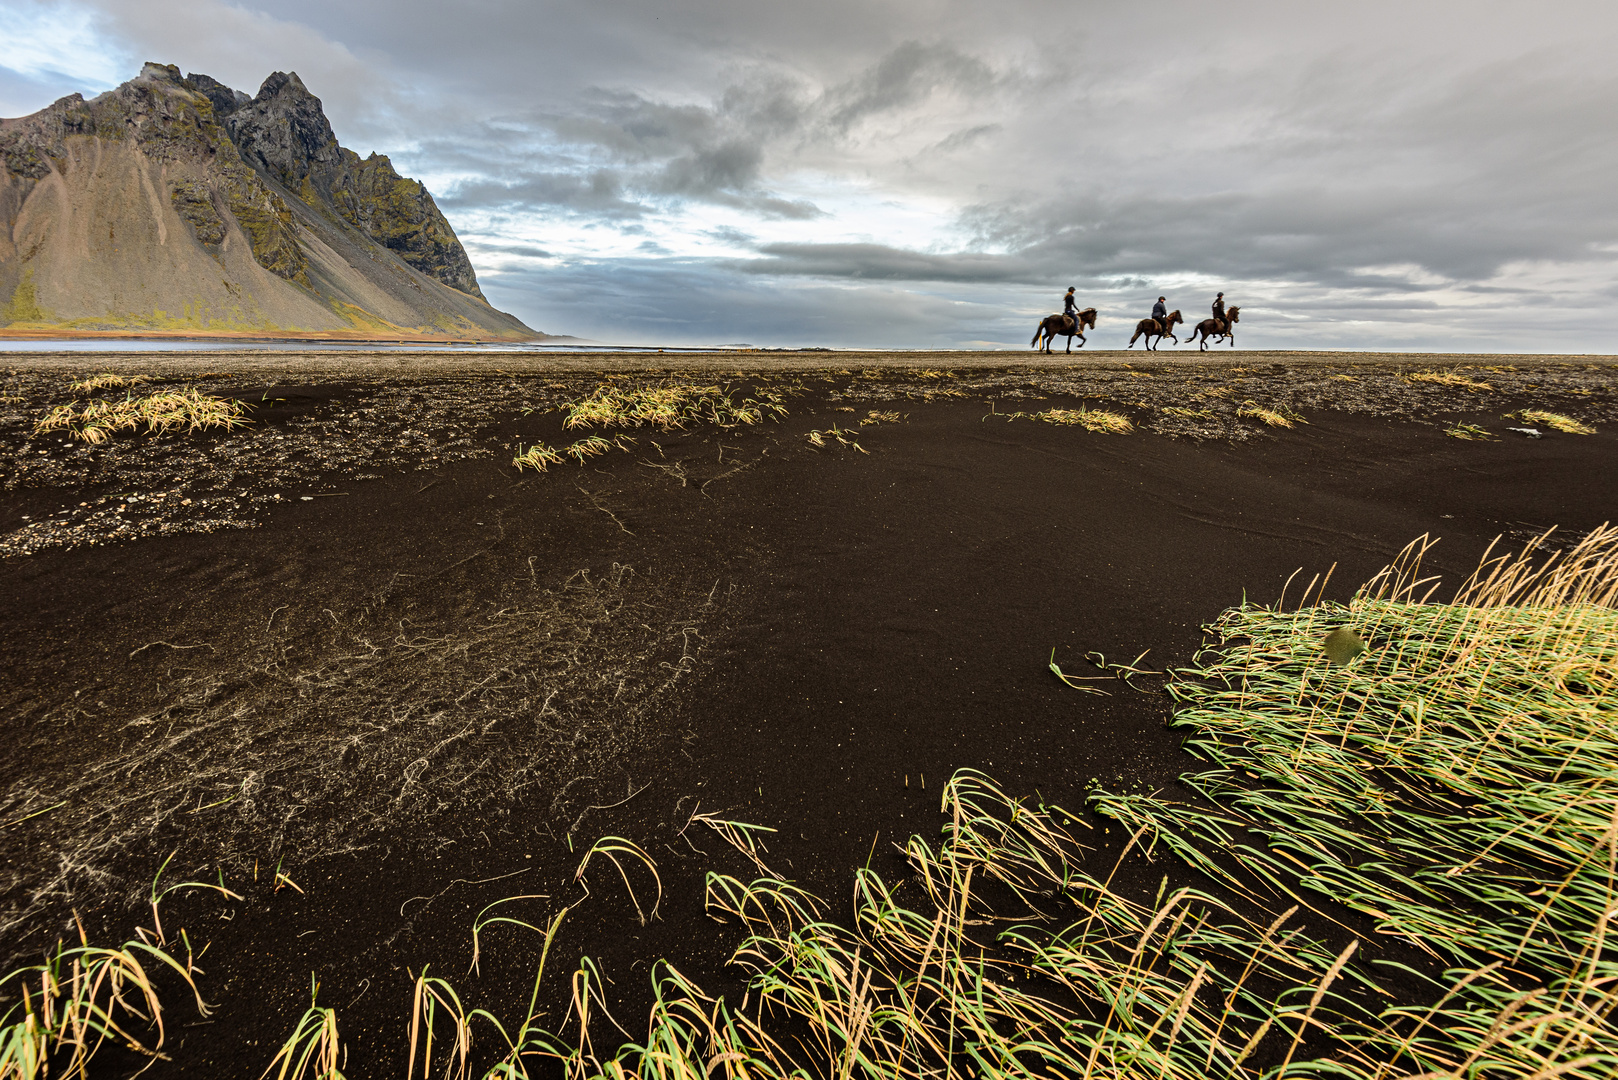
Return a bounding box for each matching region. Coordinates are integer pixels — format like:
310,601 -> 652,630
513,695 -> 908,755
0,63 -> 537,339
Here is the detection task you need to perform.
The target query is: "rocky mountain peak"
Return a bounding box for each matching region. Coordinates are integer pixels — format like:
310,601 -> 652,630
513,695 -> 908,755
186,73 -> 250,120
226,70 -> 342,188
137,61 -> 185,85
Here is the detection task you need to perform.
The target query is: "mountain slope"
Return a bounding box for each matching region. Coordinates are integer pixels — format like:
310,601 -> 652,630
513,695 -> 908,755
0,63 -> 536,338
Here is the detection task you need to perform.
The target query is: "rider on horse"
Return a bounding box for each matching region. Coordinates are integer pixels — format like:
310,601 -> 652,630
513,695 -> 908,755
1063,287 -> 1079,330
1212,292 -> 1226,333
1151,296 -> 1168,333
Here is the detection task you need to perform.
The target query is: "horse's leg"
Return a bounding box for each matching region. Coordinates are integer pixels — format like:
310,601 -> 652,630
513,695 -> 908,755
1075,331 -> 1085,347
1227,330 -> 1235,347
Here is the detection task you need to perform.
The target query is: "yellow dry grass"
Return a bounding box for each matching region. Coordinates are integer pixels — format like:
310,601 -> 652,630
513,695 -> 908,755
1444,423 -> 1495,441
1237,401 -> 1306,429
70,373 -> 151,393
1035,408 -> 1132,434
1404,370 -> 1494,390
34,389 -> 248,444
512,442 -> 564,472
1511,409 -> 1596,434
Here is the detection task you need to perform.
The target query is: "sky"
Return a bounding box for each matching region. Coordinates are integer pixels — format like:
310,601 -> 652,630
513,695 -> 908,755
3,0 -> 1616,349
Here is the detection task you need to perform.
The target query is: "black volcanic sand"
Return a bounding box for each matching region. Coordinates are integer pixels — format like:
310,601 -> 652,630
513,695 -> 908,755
1,355 -> 1615,1077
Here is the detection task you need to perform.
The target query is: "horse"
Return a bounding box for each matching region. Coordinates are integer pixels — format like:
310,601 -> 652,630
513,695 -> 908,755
1127,310 -> 1182,351
1187,306 -> 1240,350
1032,308 -> 1097,352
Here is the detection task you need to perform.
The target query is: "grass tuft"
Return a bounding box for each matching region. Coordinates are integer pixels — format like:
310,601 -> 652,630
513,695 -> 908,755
1509,409 -> 1595,434
564,436 -> 612,465
561,383 -> 787,432
1035,408 -> 1133,433
1405,370 -> 1494,390
262,975 -> 343,1080
1444,422 -> 1495,440
859,410 -> 902,426
0,921 -> 209,1079
70,374 -> 151,393
34,389 -> 248,443
512,442 -> 564,472
1236,401 -> 1306,428
806,425 -> 867,453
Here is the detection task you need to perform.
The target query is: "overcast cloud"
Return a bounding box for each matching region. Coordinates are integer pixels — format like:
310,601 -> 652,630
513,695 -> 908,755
3,0 -> 1615,349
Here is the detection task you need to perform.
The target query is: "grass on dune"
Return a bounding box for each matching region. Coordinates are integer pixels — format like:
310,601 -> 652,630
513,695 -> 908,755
69,374 -> 151,394
8,529 -> 1618,1079
0,921 -> 209,1079
512,442 -> 564,472
1509,409 -> 1596,434
1403,371 -> 1494,391
513,381 -> 790,473
1236,401 -> 1306,429
35,388 -> 248,444
561,383 -> 787,432
1034,407 -> 1133,433
1443,423 -> 1494,440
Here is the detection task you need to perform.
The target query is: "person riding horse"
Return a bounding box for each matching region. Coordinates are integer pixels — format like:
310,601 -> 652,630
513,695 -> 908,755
1211,292 -> 1227,334
1151,296 -> 1168,332
1063,287 -> 1080,331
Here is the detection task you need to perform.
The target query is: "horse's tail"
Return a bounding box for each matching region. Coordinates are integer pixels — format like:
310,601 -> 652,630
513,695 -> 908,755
1031,323 -> 1044,348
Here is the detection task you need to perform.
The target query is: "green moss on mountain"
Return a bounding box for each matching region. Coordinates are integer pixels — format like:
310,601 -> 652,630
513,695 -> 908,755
1,271 -> 48,324
169,180 -> 226,247
329,152 -> 485,299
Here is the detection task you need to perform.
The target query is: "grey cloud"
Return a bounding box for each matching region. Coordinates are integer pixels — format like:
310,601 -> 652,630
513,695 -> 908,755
824,40 -> 997,133
444,170 -> 646,218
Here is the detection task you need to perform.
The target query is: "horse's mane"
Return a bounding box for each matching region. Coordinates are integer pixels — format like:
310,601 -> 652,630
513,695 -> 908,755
1227,306 -> 1240,318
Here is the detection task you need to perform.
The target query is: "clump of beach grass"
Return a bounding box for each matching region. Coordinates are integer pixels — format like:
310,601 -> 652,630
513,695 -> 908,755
0,920 -> 208,1078
1089,525 -> 1618,1074
262,975 -> 343,1080
561,383 -> 787,432
564,436 -> 612,465
1236,401 -> 1305,428
805,425 -> 867,453
1035,407 -> 1132,433
412,761 -> 1617,1079
1509,409 -> 1595,434
1444,422 -> 1494,440
35,389 -> 248,444
511,442 -> 564,472
859,410 -> 901,426
1404,370 -> 1494,390
69,373 -> 151,394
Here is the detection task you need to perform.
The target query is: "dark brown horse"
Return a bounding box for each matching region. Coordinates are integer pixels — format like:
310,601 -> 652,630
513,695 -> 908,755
1032,308 -> 1097,353
1127,310 -> 1182,350
1187,306 -> 1240,350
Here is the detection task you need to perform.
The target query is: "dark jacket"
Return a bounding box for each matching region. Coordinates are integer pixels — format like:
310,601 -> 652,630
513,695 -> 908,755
1152,301 -> 1167,320
1063,293 -> 1078,315
1212,297 -> 1226,320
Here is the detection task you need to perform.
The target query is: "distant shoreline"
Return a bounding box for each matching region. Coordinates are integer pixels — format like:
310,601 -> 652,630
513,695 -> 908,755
0,329 -> 563,344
